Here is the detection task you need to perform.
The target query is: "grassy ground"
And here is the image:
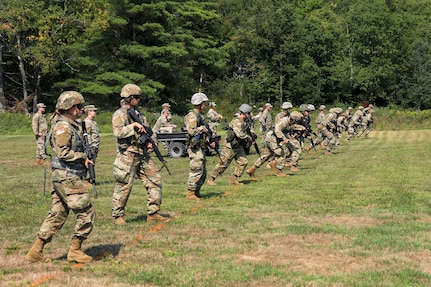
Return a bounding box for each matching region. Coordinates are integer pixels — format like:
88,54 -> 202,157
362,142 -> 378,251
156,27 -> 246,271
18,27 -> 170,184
1,130 -> 431,286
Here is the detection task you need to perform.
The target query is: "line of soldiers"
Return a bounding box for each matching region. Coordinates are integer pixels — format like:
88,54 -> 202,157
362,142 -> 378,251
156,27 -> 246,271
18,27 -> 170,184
25,83 -> 374,264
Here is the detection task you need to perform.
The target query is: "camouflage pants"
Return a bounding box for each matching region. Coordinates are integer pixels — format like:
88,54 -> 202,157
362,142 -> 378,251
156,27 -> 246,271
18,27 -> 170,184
187,145 -> 207,192
112,151 -> 162,218
210,143 -> 248,179
286,138 -> 302,166
35,136 -> 47,160
38,170 -> 95,242
321,128 -> 335,151
252,135 -> 285,170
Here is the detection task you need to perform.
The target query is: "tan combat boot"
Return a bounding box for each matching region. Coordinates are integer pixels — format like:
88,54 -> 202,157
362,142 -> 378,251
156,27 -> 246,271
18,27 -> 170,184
276,169 -> 289,177
147,212 -> 171,222
246,166 -> 257,181
186,189 -> 200,200
290,165 -> 300,172
25,237 -> 51,262
228,175 -> 244,186
115,216 -> 127,225
35,158 -> 42,165
266,159 -> 276,170
207,177 -> 217,186
67,238 -> 92,263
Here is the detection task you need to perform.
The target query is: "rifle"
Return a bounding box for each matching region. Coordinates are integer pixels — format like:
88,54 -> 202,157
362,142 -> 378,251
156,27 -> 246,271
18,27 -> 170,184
197,113 -> 221,158
244,117 -> 261,159
81,121 -> 97,198
127,107 -> 172,175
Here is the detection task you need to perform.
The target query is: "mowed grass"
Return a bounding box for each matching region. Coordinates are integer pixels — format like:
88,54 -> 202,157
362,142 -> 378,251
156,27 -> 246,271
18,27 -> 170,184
1,130 -> 431,286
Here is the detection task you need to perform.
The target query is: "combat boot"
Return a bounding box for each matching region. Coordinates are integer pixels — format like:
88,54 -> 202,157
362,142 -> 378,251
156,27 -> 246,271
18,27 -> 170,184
290,165 -> 300,172
246,166 -> 257,181
276,169 -> 289,177
186,189 -> 200,200
35,158 -> 42,165
25,237 -> 51,263
115,216 -> 127,225
267,160 -> 277,171
67,238 -> 92,263
228,175 -> 244,186
147,212 -> 171,222
207,177 -> 217,186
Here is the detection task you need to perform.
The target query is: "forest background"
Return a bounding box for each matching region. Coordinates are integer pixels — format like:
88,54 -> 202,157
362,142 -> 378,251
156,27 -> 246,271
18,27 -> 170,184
1,0 -> 431,117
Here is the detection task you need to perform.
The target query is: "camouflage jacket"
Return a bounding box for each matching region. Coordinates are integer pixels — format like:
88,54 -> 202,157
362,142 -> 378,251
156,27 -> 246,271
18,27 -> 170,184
84,117 -> 100,151
32,112 -> 48,136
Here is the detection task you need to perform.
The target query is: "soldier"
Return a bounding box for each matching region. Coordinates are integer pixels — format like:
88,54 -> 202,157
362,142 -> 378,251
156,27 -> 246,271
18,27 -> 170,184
184,92 -> 215,200
246,115 -> 291,179
83,105 -> 100,181
32,103 -> 48,165
321,107 -> 343,154
206,102 -> 224,135
281,111 -> 306,171
259,103 -> 273,140
275,102 -> 293,124
299,104 -> 317,151
207,104 -> 254,186
153,109 -> 177,133
357,104 -> 374,138
335,109 -> 346,146
347,106 -> 364,140
111,84 -> 170,224
311,104 -> 327,148
26,91 -> 95,263
253,107 -> 264,135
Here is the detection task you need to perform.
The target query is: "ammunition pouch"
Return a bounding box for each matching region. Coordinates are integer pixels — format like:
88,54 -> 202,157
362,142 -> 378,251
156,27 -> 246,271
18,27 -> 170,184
51,156 -> 86,177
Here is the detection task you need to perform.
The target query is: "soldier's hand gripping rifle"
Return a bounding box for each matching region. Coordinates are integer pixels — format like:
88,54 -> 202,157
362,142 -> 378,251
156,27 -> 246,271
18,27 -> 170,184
197,113 -> 221,158
127,107 -> 172,175
244,117 -> 261,159
81,121 -> 97,198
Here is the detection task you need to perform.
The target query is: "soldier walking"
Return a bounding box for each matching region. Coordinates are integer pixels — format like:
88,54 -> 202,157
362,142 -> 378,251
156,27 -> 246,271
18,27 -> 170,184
26,91 -> 95,263
207,104 -> 254,186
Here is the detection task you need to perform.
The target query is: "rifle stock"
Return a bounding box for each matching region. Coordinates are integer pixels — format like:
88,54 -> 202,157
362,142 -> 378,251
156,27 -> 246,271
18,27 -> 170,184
81,121 -> 97,198
127,107 -> 172,175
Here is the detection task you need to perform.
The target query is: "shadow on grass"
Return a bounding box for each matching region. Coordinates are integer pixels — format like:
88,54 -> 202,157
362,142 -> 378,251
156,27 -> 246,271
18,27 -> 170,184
55,243 -> 124,261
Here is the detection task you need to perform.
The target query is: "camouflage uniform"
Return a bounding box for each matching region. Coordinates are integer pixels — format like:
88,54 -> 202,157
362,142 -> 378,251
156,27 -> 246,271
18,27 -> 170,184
153,113 -> 176,133
112,103 -> 163,219
32,108 -> 48,161
357,105 -> 374,138
207,106 -> 223,135
38,115 -> 96,242
209,116 -> 250,182
184,108 -> 209,194
274,113 -> 305,168
320,111 -> 338,152
348,107 -> 364,140
259,104 -> 273,140
313,107 -> 326,146
83,114 -> 100,161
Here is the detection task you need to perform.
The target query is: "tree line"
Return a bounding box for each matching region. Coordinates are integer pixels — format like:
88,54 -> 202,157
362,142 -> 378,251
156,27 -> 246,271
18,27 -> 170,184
1,0 -> 431,115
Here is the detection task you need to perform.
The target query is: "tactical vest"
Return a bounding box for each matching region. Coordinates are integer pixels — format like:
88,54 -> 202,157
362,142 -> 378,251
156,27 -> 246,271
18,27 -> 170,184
50,118 -> 86,177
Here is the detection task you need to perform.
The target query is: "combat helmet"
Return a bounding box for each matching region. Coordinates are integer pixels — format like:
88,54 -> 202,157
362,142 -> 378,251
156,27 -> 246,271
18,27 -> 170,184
299,104 -> 309,112
319,105 -> 326,111
120,84 -> 142,98
56,91 -> 85,110
307,104 -> 316,111
191,92 -> 209,105
239,103 -> 253,114
289,111 -> 302,122
281,102 -> 293,110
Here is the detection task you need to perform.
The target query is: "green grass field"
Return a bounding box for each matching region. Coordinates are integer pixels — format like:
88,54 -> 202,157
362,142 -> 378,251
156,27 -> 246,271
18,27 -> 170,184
1,129 -> 431,286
